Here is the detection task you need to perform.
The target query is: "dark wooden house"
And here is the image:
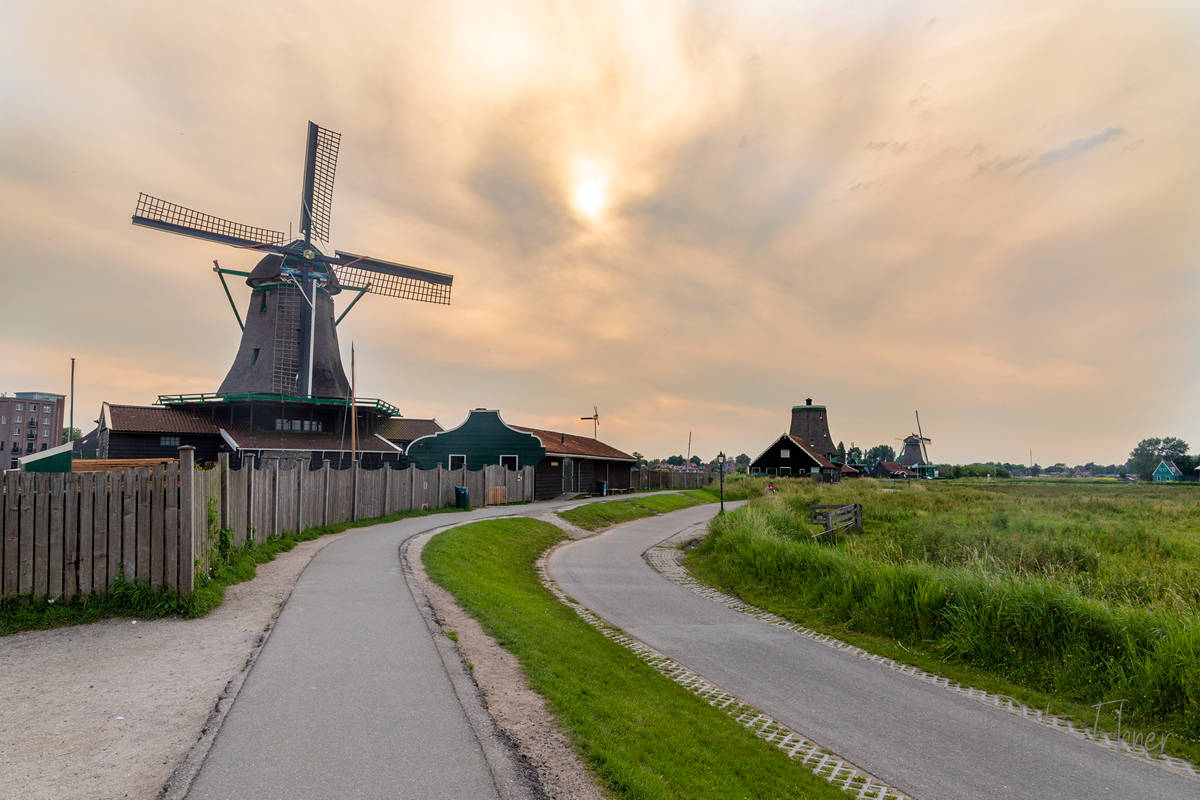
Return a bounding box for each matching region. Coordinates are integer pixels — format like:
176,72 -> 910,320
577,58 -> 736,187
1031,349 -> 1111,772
870,461 -> 918,479
749,434 -> 839,481
378,417 -> 443,452
96,395 -> 407,467
509,426 -> 635,499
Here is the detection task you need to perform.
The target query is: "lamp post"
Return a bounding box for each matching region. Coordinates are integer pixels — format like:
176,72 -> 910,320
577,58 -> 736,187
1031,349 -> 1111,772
718,450 -> 725,514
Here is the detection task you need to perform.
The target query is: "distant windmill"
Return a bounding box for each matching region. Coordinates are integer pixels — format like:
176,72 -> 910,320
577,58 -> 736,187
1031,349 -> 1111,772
897,409 -> 933,467
132,121 -> 454,399
581,406 -> 599,439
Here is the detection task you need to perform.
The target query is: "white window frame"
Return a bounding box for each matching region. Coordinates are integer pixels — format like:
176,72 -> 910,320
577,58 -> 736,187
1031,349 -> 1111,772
14,415 -> 21,424
778,466 -> 791,476
14,403 -> 22,411
160,435 -> 180,447
499,454 -> 518,470
780,449 -> 790,459
448,454 -> 466,470
41,430 -> 48,438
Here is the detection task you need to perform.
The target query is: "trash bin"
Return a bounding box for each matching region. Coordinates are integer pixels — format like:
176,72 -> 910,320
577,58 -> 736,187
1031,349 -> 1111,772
600,481 -> 608,496
454,486 -> 469,509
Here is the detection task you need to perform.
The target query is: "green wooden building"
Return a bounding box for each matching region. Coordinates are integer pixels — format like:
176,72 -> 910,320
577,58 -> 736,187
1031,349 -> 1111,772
406,409 -> 546,472
1153,459 -> 1183,482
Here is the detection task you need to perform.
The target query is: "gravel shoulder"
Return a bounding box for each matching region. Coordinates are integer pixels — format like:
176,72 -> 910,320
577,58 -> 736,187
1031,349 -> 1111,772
0,532 -> 346,800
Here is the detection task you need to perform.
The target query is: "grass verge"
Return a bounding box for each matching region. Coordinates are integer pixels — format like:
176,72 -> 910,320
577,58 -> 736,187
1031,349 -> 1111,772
422,517 -> 850,800
557,491 -> 713,531
686,497 -> 1200,762
0,504 -> 461,637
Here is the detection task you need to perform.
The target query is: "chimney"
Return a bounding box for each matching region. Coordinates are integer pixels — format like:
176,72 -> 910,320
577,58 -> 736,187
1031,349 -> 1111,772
560,433 -> 565,444
806,398 -> 812,406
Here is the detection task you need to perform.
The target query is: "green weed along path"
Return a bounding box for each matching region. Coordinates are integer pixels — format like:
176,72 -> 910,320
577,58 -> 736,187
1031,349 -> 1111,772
556,490 -> 715,531
423,517 -> 849,800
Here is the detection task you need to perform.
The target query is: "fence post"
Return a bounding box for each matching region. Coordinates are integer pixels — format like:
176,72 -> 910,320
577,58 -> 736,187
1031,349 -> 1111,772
351,461 -> 360,522
384,467 -> 393,515
272,457 -> 281,537
217,453 -> 230,532
244,453 -> 256,544
178,446 -> 195,595
296,462 -> 304,534
322,460 -> 330,526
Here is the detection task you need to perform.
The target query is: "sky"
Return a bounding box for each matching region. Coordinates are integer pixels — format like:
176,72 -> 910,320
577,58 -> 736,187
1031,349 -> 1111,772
1,0 -> 1198,465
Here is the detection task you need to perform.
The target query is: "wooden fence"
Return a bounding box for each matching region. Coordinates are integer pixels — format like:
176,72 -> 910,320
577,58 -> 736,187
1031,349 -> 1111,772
630,470 -> 713,491
1,447 -> 534,600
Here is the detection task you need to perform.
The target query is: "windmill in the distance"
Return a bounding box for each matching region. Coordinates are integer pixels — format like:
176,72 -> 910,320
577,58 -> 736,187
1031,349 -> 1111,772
132,121 -> 453,399
897,410 -> 938,478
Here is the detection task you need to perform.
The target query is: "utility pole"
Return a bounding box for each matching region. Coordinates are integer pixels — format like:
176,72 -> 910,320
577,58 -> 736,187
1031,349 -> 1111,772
350,342 -> 357,464
687,431 -> 692,464
68,357 -> 75,446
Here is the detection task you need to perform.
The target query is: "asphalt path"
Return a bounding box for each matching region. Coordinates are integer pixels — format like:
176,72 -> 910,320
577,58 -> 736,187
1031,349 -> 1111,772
184,492 -> 657,800
548,504 -> 1199,800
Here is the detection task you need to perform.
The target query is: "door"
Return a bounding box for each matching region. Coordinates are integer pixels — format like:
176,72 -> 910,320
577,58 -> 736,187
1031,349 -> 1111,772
563,458 -> 574,493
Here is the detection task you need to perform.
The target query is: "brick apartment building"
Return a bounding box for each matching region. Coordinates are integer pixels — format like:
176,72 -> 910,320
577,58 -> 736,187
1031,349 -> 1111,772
0,392 -> 66,470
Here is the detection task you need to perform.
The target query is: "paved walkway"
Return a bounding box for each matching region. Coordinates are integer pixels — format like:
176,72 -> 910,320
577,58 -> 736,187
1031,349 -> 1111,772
184,494 -> 649,800
548,505 -> 1198,800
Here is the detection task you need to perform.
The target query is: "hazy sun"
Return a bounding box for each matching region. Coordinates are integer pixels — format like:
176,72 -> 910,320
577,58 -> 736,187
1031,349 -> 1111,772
571,161 -> 610,221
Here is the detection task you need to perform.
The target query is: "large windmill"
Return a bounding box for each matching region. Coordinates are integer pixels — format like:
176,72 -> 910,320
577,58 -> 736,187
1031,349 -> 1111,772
132,121 -> 453,399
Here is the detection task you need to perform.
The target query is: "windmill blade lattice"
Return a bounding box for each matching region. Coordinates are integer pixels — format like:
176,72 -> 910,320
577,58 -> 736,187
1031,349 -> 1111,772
132,193 -> 286,249
334,251 -> 453,305
299,122 -> 340,243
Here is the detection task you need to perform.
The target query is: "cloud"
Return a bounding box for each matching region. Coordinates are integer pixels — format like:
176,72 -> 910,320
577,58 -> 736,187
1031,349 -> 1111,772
1021,127 -> 1124,173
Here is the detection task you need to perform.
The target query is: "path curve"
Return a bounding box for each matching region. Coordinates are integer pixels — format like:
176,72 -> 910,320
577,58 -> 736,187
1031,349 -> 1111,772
547,504 -> 1198,800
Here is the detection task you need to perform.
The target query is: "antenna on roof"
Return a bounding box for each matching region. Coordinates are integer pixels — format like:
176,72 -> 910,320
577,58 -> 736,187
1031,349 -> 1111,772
580,406 -> 599,439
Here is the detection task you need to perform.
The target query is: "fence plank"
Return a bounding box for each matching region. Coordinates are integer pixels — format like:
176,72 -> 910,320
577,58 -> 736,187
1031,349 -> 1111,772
121,469 -> 136,582
164,464 -> 179,592
3,473 -> 18,596
78,472 -> 94,596
48,474 -> 64,599
18,474 -> 34,594
107,471 -> 122,586
34,474 -> 49,597
93,473 -> 108,592
150,465 -> 165,590
179,448 -> 195,595
63,474 -> 78,598
135,469 -> 151,585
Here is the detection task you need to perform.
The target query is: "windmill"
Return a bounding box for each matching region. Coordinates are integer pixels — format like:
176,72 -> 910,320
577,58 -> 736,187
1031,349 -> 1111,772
132,121 -> 453,399
580,406 -> 599,439
897,410 -> 932,468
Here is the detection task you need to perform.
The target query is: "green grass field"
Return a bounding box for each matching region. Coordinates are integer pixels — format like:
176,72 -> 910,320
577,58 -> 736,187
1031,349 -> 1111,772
687,477 -> 1200,759
557,490 -> 715,531
422,518 -> 849,800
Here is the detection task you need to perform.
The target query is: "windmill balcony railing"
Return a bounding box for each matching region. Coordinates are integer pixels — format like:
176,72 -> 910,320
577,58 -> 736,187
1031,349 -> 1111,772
155,392 -> 402,418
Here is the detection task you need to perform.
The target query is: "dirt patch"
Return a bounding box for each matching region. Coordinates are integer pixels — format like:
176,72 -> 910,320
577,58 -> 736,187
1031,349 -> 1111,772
408,527 -> 605,800
0,532 -> 346,800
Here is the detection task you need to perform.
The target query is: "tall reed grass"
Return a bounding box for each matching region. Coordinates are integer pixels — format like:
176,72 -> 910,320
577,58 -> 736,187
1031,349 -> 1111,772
689,482 -> 1200,738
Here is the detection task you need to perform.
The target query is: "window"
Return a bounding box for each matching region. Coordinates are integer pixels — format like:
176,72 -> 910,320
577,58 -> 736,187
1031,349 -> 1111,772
0,416 -> 5,424
13,403 -> 21,411
780,449 -> 790,459
9,460 -> 16,469
26,443 -> 34,454
30,404 -> 38,412
260,291 -> 269,313
42,417 -> 49,425
779,466 -> 791,476
41,430 -> 48,438
766,467 -> 778,476
14,415 -> 20,424
160,436 -> 180,447
500,455 -> 518,470
448,454 -> 466,470
40,443 -> 47,451
252,348 -> 260,365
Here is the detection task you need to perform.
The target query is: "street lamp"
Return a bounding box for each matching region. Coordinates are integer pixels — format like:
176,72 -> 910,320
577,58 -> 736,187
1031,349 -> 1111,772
718,450 -> 725,513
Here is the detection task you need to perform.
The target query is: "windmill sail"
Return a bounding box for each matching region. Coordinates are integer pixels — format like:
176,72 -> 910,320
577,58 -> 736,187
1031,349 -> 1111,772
299,122 -> 340,243
132,193 -> 285,249
333,251 -> 453,305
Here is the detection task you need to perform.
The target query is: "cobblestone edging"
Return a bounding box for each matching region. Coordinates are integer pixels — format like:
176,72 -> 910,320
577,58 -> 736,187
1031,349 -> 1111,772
536,545 -> 909,800
645,543 -> 1200,782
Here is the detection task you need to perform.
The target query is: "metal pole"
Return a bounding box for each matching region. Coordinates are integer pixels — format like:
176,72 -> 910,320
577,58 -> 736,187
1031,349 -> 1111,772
718,450 -> 725,514
306,277 -> 317,397
350,342 -> 357,464
68,357 -> 74,445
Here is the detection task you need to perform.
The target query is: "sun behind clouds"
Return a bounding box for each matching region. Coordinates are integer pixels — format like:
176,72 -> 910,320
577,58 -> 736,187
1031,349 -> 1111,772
571,159 -> 611,221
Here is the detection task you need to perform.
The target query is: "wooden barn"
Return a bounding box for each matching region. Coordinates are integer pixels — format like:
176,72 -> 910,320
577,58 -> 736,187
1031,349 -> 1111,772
870,461 -> 919,479
378,417 -> 443,452
405,409 -> 546,471
749,434 -> 840,481
509,426 -> 635,499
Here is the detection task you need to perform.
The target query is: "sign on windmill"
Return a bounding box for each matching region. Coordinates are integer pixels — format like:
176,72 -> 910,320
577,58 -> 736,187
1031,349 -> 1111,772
132,121 -> 454,399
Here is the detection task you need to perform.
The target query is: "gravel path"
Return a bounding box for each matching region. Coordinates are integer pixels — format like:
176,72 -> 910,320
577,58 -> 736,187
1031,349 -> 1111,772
0,533 -> 348,800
